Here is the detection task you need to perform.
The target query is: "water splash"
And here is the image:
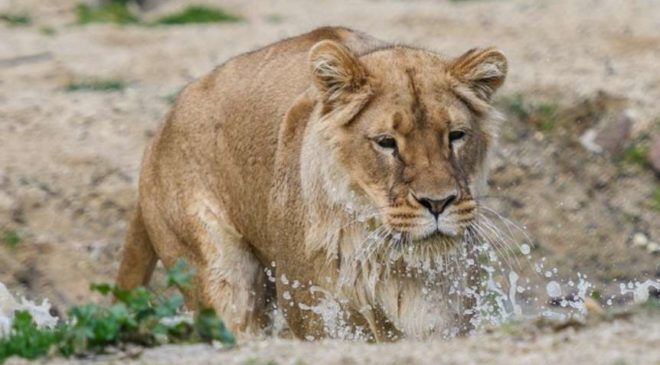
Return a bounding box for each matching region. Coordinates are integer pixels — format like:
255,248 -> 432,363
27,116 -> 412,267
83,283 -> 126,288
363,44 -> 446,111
0,282 -> 58,337
620,279 -> 660,304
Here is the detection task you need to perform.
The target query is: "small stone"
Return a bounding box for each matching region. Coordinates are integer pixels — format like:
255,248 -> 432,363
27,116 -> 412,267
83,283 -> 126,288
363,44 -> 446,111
632,233 -> 649,247
593,111 -> 632,157
646,242 -> 660,254
648,134 -> 660,174
579,129 -> 602,154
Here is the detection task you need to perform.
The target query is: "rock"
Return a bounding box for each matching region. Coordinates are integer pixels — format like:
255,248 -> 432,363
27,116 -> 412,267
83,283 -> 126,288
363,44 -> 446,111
649,134 -> 660,174
593,110 -> 633,157
580,109 -> 635,157
579,129 -> 602,154
647,242 -> 660,254
632,232 -> 648,247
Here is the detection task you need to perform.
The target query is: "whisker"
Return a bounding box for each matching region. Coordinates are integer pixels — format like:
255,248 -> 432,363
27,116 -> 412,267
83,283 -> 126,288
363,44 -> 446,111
477,215 -> 522,270
471,220 -> 516,271
479,205 -> 532,250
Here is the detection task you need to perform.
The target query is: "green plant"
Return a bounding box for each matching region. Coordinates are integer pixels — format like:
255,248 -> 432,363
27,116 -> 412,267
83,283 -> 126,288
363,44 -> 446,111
0,311 -> 71,361
498,319 -> 523,336
39,26 -> 56,35
536,103 -> 558,131
0,13 -> 31,26
153,5 -> 241,25
75,2 -> 138,24
2,231 -> 20,248
497,94 -> 529,121
0,259 -> 234,364
651,185 -> 660,212
496,95 -> 562,132
65,79 -> 127,92
623,143 -> 649,167
166,257 -> 195,287
642,296 -> 660,310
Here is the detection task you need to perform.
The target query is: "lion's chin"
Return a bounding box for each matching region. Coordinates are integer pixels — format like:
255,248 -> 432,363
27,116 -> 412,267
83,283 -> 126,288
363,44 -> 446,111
414,230 -> 457,244
404,228 -> 464,255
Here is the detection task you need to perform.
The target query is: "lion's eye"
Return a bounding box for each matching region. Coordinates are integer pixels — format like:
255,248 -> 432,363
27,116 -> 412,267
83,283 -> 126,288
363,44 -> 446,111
375,136 -> 397,150
449,130 -> 466,143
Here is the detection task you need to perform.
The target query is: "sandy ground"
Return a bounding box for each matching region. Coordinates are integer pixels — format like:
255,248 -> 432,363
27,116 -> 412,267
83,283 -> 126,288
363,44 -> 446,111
1,0 -> 660,363
4,310 -> 660,365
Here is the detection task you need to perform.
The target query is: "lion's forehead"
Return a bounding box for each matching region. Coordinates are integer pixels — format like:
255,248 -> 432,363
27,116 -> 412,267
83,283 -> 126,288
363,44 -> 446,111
362,54 -> 475,134
366,86 -> 474,137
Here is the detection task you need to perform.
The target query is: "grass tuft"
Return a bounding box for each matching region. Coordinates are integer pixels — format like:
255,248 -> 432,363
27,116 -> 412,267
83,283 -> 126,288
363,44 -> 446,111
622,143 -> 649,167
0,259 -> 234,363
73,2 -> 241,26
497,94 -> 529,121
651,185 -> 660,212
75,3 -> 138,25
39,26 -> 56,35
0,13 -> 32,26
497,94 -> 560,132
65,79 -> 127,92
2,231 -> 20,248
536,103 -> 558,131
153,5 -> 241,25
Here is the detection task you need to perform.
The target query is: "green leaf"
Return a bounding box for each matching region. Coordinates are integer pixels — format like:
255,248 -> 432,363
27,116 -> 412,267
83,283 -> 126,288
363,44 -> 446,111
0,311 -> 65,362
194,308 -> 235,345
90,283 -> 113,295
166,258 -> 195,288
155,293 -> 184,318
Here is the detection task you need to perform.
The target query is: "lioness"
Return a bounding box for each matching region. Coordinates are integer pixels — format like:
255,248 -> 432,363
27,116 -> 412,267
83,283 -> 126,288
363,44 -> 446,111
117,26 -> 507,341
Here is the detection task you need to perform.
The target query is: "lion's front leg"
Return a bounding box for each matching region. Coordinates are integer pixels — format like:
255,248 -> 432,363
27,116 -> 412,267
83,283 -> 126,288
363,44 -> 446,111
274,270 -> 389,341
186,201 -> 274,337
273,272 -> 329,340
199,237 -> 272,336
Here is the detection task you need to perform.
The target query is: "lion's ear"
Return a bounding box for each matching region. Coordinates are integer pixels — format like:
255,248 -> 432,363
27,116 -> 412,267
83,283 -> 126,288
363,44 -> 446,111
449,48 -> 507,101
309,40 -> 368,104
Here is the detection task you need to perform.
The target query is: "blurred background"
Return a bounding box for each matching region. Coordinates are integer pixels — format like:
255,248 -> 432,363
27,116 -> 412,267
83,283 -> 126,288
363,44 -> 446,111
0,0 -> 659,316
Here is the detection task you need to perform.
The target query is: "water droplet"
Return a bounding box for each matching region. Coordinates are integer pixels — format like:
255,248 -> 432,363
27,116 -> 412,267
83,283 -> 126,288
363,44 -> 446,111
546,281 -> 562,297
520,244 -> 531,255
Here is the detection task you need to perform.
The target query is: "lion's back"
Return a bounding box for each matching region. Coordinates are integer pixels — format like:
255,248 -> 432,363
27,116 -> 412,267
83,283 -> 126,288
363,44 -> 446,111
139,27 -> 386,244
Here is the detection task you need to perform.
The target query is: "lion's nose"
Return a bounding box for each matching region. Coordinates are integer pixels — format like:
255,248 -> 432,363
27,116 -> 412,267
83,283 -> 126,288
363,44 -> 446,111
415,194 -> 457,219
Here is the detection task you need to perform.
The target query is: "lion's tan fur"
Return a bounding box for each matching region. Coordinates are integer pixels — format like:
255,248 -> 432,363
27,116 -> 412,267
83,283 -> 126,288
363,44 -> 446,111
116,27 -> 507,341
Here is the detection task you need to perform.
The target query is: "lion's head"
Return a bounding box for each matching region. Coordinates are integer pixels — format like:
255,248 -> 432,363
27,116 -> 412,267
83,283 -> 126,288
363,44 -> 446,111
305,40 -> 507,250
